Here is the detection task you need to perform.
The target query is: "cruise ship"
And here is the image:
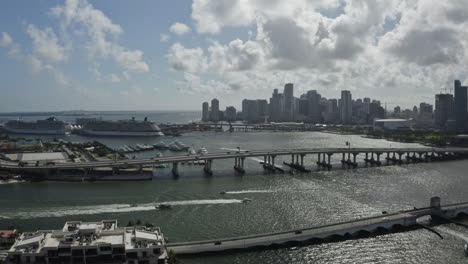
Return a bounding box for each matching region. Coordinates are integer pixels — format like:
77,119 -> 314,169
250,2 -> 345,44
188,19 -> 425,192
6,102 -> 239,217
78,117 -> 164,137
1,117 -> 70,135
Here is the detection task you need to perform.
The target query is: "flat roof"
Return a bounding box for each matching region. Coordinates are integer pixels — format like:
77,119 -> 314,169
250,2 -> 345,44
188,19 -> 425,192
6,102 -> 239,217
5,152 -> 66,162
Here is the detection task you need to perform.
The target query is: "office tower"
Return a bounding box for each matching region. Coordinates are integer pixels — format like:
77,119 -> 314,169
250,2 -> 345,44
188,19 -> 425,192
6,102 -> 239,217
306,90 -> 321,123
269,89 -> 284,122
225,106 -> 237,121
210,98 -> 219,122
202,102 -> 209,121
454,80 -> 467,131
283,83 -> 294,121
435,93 -> 454,129
340,90 -> 352,124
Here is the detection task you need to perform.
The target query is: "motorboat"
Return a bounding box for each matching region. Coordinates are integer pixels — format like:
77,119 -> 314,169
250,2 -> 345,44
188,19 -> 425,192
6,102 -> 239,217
242,198 -> 252,203
153,141 -> 169,149
187,147 -> 197,156
155,152 -> 163,158
156,203 -> 172,209
197,147 -> 208,155
175,141 -> 190,151
220,191 -> 226,195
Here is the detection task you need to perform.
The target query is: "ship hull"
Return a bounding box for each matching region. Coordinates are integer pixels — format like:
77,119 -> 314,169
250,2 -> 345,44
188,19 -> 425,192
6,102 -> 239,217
80,130 -> 164,137
2,127 -> 67,135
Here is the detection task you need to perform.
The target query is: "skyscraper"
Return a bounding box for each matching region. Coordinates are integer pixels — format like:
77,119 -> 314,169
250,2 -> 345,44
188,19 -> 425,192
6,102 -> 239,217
454,80 -> 467,131
202,102 -> 209,121
306,90 -> 321,123
435,93 -> 454,129
269,89 -> 283,122
210,98 -> 219,122
340,90 -> 352,124
225,106 -> 237,121
283,83 -> 294,121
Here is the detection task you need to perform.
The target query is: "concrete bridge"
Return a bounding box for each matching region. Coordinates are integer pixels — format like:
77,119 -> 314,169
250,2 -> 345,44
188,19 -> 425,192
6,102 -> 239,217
1,147 -> 468,177
167,198 -> 468,255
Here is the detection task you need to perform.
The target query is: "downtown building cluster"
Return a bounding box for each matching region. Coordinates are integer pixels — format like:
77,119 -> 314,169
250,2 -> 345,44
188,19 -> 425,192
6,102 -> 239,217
202,81 -> 468,131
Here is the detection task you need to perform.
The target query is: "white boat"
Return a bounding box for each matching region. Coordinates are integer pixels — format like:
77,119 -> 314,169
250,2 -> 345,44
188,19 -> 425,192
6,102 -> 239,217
155,152 -> 163,158
169,143 -> 183,152
197,147 -> 208,155
153,141 -> 169,149
242,198 -> 252,203
187,148 -> 197,155
78,117 -> 164,137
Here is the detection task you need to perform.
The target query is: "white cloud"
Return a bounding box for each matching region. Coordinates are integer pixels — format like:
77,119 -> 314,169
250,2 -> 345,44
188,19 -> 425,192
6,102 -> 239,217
107,73 -> 121,83
51,0 -> 149,73
167,43 -> 206,72
169,22 -> 191,36
167,0 -> 468,106
160,33 -> 170,43
0,32 -> 12,47
26,24 -> 67,63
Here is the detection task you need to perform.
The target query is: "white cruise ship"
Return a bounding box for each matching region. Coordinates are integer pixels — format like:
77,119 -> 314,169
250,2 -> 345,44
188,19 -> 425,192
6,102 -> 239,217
1,117 -> 70,135
78,117 -> 164,137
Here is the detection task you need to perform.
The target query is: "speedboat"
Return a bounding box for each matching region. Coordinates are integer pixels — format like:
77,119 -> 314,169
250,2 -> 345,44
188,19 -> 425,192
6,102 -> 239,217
220,191 -> 226,195
155,152 -> 163,158
187,148 -> 197,156
198,147 -> 208,155
154,141 -> 169,149
156,203 -> 172,209
242,198 -> 252,203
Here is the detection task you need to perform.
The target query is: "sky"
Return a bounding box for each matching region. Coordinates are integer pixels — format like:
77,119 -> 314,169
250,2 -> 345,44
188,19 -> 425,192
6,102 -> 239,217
0,0 -> 467,112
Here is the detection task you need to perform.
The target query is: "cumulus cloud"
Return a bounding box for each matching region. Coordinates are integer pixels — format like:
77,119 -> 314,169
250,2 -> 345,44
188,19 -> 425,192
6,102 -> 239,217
51,0 -> 149,73
168,0 -> 468,105
169,22 -> 191,35
168,43 -> 206,72
160,33 -> 170,43
26,24 -> 67,63
0,32 -> 12,47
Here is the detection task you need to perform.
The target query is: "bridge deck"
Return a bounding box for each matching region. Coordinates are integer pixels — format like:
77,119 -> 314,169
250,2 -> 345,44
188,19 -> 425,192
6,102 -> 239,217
2,147 -> 468,170
167,203 -> 468,255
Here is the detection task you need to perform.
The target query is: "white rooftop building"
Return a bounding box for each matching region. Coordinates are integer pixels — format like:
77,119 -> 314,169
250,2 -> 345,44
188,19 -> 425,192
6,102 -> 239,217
373,119 -> 411,131
6,220 -> 168,264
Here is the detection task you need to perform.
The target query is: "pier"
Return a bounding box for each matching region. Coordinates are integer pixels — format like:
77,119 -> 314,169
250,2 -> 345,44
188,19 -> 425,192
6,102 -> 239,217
1,147 -> 468,178
167,198 -> 468,255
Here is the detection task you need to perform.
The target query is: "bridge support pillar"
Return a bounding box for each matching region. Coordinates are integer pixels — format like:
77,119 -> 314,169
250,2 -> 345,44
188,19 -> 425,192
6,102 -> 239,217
172,162 -> 179,176
318,153 -> 322,165
300,154 -> 305,167
271,155 -> 276,167
327,153 -> 333,169
376,153 -> 381,166
291,155 -> 295,165
204,160 -> 213,175
353,153 -> 357,164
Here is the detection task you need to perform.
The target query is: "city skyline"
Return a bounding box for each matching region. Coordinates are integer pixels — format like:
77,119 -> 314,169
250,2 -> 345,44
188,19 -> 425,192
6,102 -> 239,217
202,79 -> 467,131
1,0 -> 468,112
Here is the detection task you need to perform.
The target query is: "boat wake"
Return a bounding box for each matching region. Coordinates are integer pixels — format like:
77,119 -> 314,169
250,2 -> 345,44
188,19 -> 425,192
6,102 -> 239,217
225,190 -> 274,194
2,199 -> 243,219
160,199 -> 242,206
436,226 -> 468,241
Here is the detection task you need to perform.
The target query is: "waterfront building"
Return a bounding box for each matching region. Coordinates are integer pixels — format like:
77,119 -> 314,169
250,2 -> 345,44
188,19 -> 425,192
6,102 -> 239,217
0,230 -> 17,249
324,99 -> 339,123
210,98 -> 220,122
5,220 -> 167,264
242,99 -> 259,123
435,93 -> 454,129
283,83 -> 295,122
257,99 -> 269,122
454,80 -> 467,131
373,119 -> 411,131
202,102 -> 209,121
415,102 -> 434,128
340,90 -> 353,124
225,106 -> 237,121
269,89 -> 284,122
306,90 -> 321,123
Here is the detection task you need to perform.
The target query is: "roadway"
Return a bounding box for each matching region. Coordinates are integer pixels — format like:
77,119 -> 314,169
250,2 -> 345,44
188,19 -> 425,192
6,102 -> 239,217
167,202 -> 468,255
1,147 -> 468,170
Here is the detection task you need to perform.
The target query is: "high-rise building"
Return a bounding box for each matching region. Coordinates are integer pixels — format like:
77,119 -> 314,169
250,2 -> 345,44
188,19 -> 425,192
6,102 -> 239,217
225,106 -> 237,121
340,90 -> 352,124
454,80 -> 467,131
202,102 -> 209,121
257,99 -> 269,122
283,83 -> 294,121
306,90 -> 321,123
210,98 -> 219,122
435,93 -> 454,129
269,89 -> 283,122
